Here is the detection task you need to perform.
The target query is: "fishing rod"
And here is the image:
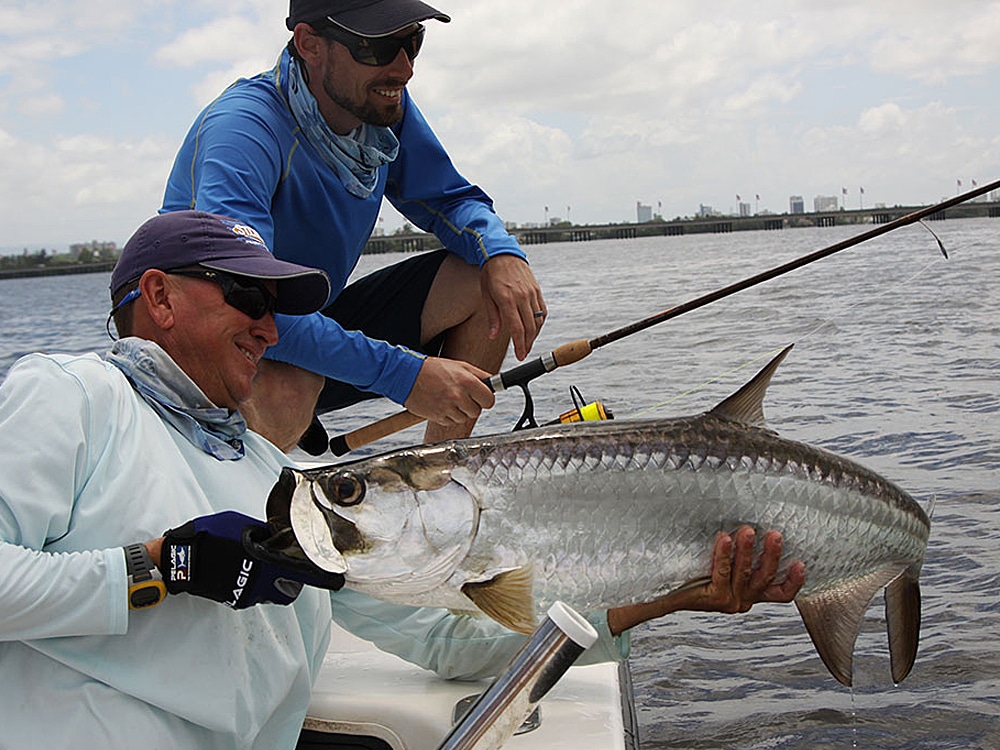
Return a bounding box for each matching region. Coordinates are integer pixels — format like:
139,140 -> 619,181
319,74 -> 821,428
329,177 -> 1000,456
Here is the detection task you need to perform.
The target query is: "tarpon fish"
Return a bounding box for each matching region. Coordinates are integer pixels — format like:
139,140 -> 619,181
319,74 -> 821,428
265,346 -> 930,686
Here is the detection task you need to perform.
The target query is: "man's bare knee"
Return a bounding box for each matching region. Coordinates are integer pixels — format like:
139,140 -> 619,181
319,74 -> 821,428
242,360 -> 324,452
421,255 -> 485,344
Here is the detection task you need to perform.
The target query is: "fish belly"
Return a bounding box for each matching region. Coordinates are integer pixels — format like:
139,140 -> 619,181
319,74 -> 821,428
462,454 -> 927,618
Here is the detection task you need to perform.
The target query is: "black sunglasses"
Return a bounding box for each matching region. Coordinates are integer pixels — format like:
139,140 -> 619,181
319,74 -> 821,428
318,21 -> 425,67
170,268 -> 278,320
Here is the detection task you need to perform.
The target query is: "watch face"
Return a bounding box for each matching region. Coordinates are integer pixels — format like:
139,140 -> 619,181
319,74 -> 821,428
129,582 -> 165,609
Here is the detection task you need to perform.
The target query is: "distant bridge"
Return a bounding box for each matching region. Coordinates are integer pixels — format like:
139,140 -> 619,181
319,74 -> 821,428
362,200 -> 999,254
511,201 -> 999,245
4,202 -> 994,281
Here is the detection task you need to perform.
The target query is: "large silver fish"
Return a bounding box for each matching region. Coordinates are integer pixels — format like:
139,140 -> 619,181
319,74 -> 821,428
266,346 -> 930,686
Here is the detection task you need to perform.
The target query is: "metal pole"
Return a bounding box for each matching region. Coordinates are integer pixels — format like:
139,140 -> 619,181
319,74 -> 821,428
436,603 -> 598,750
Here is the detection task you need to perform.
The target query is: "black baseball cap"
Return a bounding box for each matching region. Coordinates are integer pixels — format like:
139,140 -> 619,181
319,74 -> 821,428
286,0 -> 450,36
110,211 -> 331,316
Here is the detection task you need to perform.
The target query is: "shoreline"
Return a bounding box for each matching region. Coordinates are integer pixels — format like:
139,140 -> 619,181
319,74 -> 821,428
0,261 -> 116,281
3,203 -> 997,281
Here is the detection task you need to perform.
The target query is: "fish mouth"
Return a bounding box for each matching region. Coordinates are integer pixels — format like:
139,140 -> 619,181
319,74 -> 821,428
266,465 -> 480,589
266,467 -> 352,574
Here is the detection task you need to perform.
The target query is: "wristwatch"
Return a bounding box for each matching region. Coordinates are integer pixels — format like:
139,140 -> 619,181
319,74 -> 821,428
124,543 -> 166,610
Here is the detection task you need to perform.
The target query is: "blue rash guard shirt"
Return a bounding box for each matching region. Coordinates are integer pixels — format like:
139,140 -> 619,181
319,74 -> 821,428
161,49 -> 526,405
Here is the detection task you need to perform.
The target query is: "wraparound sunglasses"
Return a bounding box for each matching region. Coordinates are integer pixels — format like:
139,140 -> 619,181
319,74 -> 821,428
318,21 -> 425,67
168,267 -> 278,320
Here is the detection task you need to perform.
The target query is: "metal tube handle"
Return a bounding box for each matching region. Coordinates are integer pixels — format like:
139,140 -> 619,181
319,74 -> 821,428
436,602 -> 598,750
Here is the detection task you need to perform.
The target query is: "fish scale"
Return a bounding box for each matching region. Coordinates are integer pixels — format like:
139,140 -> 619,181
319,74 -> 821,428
267,346 -> 930,686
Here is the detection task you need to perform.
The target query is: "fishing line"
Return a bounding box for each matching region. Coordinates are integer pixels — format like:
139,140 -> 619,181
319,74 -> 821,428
627,223 -> 955,419
792,222 -> 951,346
328,178 -> 998,455
625,347 -> 788,419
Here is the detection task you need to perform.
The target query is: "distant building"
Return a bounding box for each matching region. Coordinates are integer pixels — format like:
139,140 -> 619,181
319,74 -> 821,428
69,240 -> 117,261
738,202 -> 751,217
636,202 -> 653,223
814,195 -> 839,212
697,204 -> 717,218
789,196 -> 804,214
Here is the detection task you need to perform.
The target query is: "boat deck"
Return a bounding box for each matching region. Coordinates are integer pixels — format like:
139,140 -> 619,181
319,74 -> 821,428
303,622 -> 634,749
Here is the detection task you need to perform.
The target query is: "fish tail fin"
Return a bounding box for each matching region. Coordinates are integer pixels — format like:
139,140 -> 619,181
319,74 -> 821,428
885,562 -> 922,684
795,567 -> 902,687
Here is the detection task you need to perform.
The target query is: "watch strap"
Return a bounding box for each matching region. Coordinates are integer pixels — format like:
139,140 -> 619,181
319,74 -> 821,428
124,543 -> 166,610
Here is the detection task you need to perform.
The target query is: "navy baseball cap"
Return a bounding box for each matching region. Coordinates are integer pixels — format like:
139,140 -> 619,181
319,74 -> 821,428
110,211 -> 331,316
286,0 -> 450,36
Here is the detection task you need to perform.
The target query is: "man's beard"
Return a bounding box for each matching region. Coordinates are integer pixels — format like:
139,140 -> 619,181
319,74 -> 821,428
322,76 -> 404,128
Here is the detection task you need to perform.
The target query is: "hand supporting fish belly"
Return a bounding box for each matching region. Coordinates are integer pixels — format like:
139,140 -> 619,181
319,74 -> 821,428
264,346 -> 929,687
606,527 -> 806,636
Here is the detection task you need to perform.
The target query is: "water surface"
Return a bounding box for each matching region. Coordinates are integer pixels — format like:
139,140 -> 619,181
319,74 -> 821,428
1,218 -> 997,748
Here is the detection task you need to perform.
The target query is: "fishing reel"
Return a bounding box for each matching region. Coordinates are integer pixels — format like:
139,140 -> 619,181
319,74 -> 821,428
512,384 -> 613,431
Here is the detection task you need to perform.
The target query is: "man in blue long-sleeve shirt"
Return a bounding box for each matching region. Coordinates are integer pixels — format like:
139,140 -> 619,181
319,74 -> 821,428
162,0 -> 547,451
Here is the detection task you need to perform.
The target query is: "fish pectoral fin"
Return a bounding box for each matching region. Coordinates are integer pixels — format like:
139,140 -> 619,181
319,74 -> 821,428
794,566 -> 903,687
885,563 -> 922,684
461,567 -> 536,635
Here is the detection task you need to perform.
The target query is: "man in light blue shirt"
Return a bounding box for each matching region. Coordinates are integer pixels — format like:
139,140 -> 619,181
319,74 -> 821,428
0,210 -> 804,748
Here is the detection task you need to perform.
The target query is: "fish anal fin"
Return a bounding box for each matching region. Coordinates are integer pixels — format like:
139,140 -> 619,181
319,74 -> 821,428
885,563 -> 922,684
461,567 -> 536,635
708,344 -> 793,427
795,566 -> 902,687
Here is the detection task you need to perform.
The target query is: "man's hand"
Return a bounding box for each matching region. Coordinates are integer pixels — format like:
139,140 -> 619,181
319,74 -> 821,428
159,511 -> 344,609
480,254 -> 546,361
606,527 -> 805,636
404,356 -> 495,432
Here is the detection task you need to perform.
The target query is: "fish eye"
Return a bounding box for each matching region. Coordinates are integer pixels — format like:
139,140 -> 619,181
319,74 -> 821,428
322,472 -> 365,507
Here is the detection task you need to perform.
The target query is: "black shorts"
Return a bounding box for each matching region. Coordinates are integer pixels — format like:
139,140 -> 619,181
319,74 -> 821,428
316,249 -> 449,412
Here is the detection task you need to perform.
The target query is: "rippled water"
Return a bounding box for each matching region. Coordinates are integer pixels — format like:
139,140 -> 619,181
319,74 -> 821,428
1,217 -> 997,747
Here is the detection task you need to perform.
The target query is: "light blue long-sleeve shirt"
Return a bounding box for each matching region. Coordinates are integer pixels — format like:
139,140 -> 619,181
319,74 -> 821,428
0,352 -> 626,749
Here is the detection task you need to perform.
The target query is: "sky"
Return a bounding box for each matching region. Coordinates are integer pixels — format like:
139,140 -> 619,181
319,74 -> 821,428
1,0 -> 999,252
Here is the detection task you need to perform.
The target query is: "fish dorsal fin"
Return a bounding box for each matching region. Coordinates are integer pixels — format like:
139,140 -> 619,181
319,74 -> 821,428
885,563 -> 922,684
708,345 -> 794,426
794,565 -> 904,687
461,567 -> 536,635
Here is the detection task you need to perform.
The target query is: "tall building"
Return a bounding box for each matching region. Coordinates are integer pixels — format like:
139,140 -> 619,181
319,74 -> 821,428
636,202 -> 653,223
789,195 -> 804,214
814,195 -> 839,212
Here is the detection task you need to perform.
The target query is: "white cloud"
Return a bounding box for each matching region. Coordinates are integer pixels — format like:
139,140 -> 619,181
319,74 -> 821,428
154,15 -> 285,68
0,128 -> 176,246
19,93 -> 65,117
867,4 -> 1000,83
1,0 -> 999,244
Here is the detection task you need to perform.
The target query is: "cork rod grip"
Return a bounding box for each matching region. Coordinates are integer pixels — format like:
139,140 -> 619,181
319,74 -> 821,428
328,410 -> 426,456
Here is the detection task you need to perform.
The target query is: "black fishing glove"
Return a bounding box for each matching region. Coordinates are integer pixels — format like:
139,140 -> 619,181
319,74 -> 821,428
161,511 -> 344,609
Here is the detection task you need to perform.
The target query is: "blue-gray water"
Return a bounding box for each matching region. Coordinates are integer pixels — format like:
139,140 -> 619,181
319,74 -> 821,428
1,218 -> 997,748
